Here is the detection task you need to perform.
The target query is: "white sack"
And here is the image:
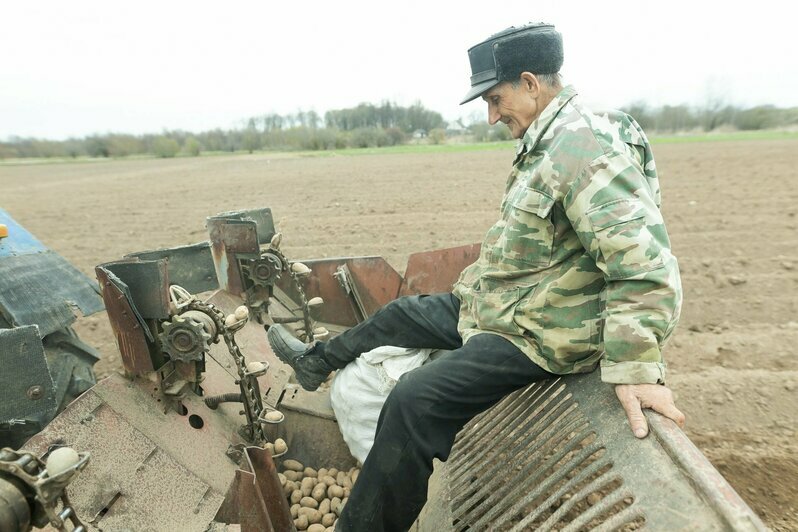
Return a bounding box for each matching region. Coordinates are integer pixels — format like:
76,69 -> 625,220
330,346 -> 432,463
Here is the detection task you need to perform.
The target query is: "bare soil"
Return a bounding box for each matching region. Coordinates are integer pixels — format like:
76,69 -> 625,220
3,139 -> 797,530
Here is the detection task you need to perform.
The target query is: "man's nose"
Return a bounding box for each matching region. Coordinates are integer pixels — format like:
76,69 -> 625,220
487,105 -> 501,125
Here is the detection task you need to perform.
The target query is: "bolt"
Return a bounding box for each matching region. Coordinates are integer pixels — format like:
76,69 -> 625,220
27,385 -> 44,400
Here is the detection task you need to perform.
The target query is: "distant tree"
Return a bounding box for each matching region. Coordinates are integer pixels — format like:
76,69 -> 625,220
107,134 -> 143,157
734,105 -> 782,130
183,136 -> 202,156
242,126 -> 262,153
656,105 -> 698,132
429,128 -> 446,145
622,101 -> 655,130
153,136 -> 180,158
0,144 -> 19,159
85,136 -> 110,158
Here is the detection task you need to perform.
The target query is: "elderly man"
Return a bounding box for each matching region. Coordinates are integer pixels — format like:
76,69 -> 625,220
268,22 -> 685,532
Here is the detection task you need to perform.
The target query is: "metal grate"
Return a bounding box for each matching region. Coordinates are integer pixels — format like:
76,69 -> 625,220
418,372 -> 766,531
445,380 -> 641,531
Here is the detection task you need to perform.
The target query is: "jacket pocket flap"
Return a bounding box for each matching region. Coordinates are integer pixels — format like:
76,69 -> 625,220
511,188 -> 555,218
586,199 -> 645,230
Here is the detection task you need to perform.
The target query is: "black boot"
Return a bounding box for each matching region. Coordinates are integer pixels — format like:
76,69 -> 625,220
266,325 -> 335,391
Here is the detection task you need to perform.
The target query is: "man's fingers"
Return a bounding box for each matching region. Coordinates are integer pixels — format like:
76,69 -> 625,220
616,387 -> 648,438
653,401 -> 686,428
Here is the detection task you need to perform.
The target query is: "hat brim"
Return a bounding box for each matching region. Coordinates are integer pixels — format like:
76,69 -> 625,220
459,79 -> 501,105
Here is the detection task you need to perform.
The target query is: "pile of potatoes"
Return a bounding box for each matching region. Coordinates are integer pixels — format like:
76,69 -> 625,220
277,458 -> 359,532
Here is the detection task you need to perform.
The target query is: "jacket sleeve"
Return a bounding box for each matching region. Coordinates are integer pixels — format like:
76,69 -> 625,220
562,150 -> 682,384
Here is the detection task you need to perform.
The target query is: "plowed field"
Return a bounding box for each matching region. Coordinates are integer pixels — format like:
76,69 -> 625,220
3,138 -> 797,529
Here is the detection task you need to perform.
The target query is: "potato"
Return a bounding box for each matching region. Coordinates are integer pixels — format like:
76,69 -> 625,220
327,485 -> 344,499
321,475 -> 336,487
319,498 -> 331,515
343,487 -> 351,498
327,468 -> 338,478
263,411 -> 283,422
317,468 -> 328,478
351,469 -> 359,484
322,513 -> 336,527
291,490 -> 302,504
274,438 -> 288,454
308,525 -> 326,532
298,507 -> 322,523
300,496 -> 319,509
312,483 -> 327,501
291,504 -> 300,518
342,475 -> 353,489
304,467 -> 318,478
284,470 -> 301,482
283,459 -> 304,472
301,477 -> 315,491
294,515 -> 308,530
308,509 -> 323,524
278,473 -> 287,487
336,471 -> 346,486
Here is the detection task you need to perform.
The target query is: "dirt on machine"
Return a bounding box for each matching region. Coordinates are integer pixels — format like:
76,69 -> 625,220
0,207 -> 767,531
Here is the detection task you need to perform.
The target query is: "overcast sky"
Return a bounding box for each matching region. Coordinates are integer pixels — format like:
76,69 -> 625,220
2,0 -> 795,140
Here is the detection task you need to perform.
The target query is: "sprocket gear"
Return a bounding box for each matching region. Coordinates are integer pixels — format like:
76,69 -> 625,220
159,314 -> 212,362
246,252 -> 285,288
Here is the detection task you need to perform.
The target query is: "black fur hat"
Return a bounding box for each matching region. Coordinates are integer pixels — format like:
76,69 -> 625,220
461,23 -> 563,104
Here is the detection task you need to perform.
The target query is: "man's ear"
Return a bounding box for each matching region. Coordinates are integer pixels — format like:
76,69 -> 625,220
519,72 -> 541,98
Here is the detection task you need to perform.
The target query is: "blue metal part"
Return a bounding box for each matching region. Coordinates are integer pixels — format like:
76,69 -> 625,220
0,208 -> 48,258
0,209 -> 103,335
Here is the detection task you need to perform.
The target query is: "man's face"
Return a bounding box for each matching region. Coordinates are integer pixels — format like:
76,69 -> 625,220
481,80 -> 539,139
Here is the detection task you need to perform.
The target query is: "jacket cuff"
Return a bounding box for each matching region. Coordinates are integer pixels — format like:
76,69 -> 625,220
600,360 -> 666,385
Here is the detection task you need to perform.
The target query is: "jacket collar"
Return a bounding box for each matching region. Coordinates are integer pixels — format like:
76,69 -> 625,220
515,85 -> 578,158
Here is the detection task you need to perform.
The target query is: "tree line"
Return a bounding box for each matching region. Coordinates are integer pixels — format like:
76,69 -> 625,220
1,100 -> 796,160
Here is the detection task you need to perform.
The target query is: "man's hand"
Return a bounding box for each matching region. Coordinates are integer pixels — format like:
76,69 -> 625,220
615,384 -> 686,438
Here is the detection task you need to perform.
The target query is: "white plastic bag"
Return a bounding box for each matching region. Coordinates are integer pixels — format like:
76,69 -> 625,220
330,346 -> 432,463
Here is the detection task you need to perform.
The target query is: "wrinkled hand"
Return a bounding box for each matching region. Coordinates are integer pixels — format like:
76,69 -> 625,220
615,384 -> 685,438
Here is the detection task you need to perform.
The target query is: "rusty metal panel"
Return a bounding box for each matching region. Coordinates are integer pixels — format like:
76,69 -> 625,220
95,267 -> 153,375
23,382 -> 225,530
90,375 -> 242,494
227,469 -> 273,531
127,242 -> 218,295
0,326 -> 57,423
100,260 -> 170,320
221,223 -> 260,254
420,372 -> 766,531
208,219 -> 260,295
276,257 -> 403,326
244,446 -> 294,532
399,243 -> 480,297
208,208 -> 276,246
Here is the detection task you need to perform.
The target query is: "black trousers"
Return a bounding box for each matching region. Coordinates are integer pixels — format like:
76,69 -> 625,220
316,293 -> 553,532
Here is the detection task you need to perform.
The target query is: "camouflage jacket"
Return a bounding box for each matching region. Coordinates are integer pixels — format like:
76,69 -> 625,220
452,86 -> 682,384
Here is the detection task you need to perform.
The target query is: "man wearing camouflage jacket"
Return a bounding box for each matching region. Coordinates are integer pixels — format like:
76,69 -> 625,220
268,22 -> 686,532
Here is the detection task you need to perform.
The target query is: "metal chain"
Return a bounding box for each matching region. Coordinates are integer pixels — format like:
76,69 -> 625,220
183,300 -> 264,442
290,270 -> 315,343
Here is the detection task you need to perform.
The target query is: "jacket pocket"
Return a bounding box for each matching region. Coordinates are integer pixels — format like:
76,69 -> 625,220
586,199 -> 664,280
470,278 -> 537,337
494,187 -> 555,270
